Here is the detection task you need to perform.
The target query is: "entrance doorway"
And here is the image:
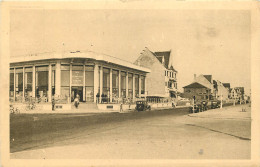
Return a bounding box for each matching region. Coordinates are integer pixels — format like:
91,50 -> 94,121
71,86 -> 83,102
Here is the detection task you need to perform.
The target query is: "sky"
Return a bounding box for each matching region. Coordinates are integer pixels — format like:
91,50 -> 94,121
10,9 -> 251,94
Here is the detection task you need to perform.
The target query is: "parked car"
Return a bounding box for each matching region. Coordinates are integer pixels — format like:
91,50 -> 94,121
135,100 -> 151,112
201,100 -> 208,111
189,103 -> 203,113
211,100 -> 221,109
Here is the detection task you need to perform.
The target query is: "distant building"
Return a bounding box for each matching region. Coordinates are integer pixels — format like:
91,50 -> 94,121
231,87 -> 245,100
134,47 -> 178,98
223,83 -> 231,90
214,80 -> 229,101
230,88 -> 238,99
183,74 -> 230,101
183,74 -> 214,101
223,83 -> 231,98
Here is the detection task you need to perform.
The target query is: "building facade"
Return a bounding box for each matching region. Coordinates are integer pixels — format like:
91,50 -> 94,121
183,74 -> 214,100
134,47 -> 178,98
230,87 -> 245,100
9,51 -> 150,104
213,80 -> 229,101
183,74 -> 231,101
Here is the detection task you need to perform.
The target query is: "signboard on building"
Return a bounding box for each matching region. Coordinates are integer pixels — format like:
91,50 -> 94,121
72,71 -> 83,85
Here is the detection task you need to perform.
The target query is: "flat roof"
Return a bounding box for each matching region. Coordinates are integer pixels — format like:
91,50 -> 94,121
10,51 -> 151,73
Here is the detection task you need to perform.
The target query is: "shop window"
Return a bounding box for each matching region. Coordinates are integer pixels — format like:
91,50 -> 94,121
85,87 -> 94,102
121,72 -> 126,98
112,70 -> 119,99
61,87 -> 70,100
61,65 -> 70,100
25,71 -> 32,98
36,70 -> 48,101
85,66 -> 94,102
103,68 -> 110,96
135,74 -> 139,97
15,68 -> 23,102
10,70 -> 14,98
128,73 -> 133,98
61,71 -> 70,86
72,65 -> 83,85
51,65 -> 55,96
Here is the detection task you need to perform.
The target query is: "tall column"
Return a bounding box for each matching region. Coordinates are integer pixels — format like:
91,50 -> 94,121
139,75 -> 141,97
99,66 -> 103,103
110,69 -> 113,103
22,67 -> 25,102
83,65 -> 86,102
48,64 -> 52,102
32,65 -> 36,98
55,61 -> 61,97
14,68 -> 16,101
126,72 -> 128,98
133,73 -> 135,99
118,70 -> 121,98
69,64 -> 72,103
94,64 -> 99,103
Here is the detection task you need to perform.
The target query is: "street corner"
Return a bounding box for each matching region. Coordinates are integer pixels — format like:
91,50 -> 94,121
186,104 -> 251,120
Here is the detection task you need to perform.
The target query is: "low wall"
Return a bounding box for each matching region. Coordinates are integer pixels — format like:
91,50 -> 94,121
150,103 -> 173,109
11,103 -> 53,113
97,104 -> 136,111
55,103 -> 71,110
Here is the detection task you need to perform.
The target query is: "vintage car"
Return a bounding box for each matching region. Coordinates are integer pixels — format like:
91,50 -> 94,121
201,100 -> 208,111
211,100 -> 221,109
189,103 -> 203,113
135,100 -> 151,112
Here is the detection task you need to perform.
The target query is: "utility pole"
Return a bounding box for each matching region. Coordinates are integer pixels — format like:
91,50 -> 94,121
192,98 -> 194,113
192,96 -> 195,113
220,90 -> 223,109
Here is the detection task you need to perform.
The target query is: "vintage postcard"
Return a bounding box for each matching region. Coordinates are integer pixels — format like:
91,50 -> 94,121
0,0 -> 259,166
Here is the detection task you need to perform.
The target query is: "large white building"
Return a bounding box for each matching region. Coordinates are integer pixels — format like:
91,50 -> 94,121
9,50 -> 150,105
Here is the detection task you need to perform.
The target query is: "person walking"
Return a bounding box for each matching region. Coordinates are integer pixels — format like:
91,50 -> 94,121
51,96 -> 55,111
74,94 -> 80,109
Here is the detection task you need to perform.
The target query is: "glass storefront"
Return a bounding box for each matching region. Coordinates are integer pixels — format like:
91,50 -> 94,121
112,70 -> 119,101
25,67 -> 33,99
10,69 -> 14,99
51,65 -> 55,96
61,65 -> 70,100
9,62 -> 147,104
103,68 -> 110,99
135,74 -> 139,97
121,71 -> 126,98
36,66 -> 48,102
85,65 -> 94,102
15,68 -> 23,102
128,73 -> 133,99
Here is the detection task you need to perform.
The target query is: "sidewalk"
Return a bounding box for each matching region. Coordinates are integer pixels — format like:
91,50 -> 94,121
187,104 -> 251,120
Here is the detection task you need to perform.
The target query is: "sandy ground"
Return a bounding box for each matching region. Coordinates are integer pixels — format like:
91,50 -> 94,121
10,104 -> 250,159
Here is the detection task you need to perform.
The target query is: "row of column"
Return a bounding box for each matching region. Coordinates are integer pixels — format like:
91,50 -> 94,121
12,61 -> 145,103
96,65 -> 144,103
12,64 -> 53,102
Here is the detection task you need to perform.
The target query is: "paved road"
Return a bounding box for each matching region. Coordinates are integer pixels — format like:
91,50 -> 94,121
10,105 -> 250,159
